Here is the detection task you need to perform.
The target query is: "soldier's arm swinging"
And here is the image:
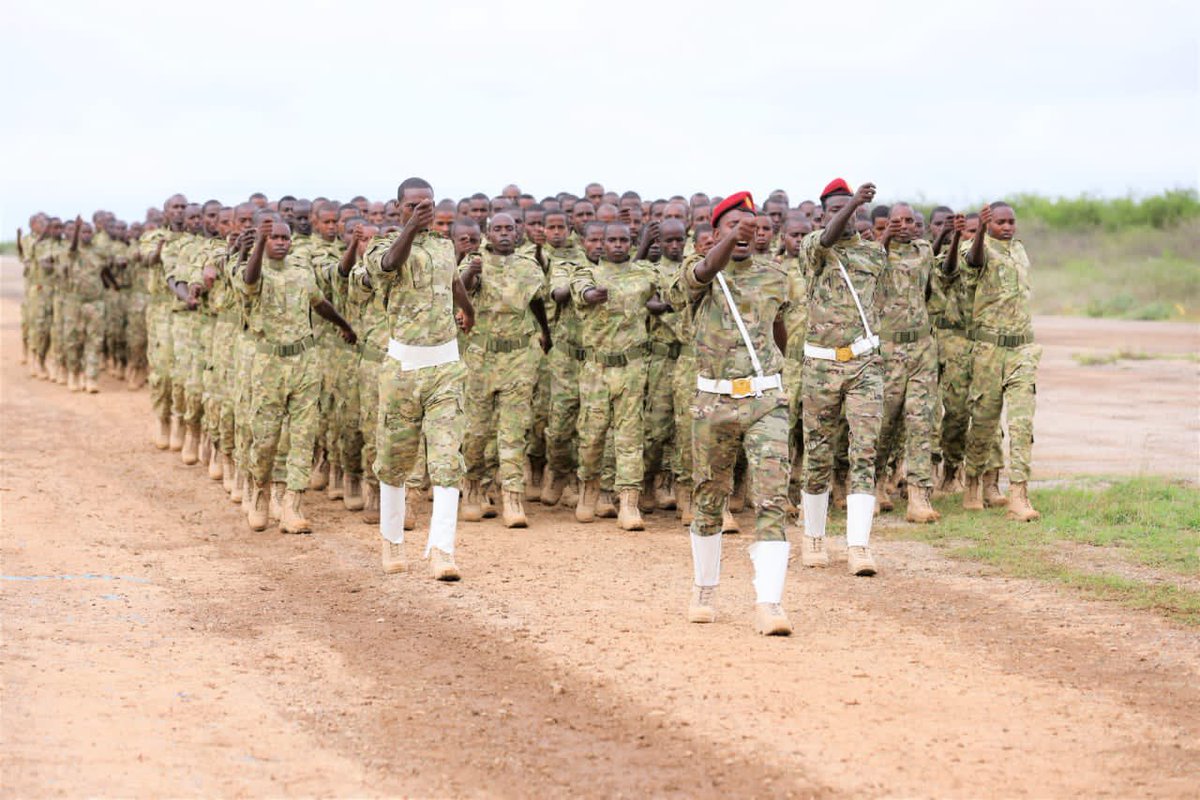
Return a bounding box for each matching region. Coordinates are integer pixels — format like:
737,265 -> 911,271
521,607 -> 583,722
68,215 -> 82,253
530,297 -> 552,353
242,220 -> 272,287
692,215 -> 758,284
965,206 -> 992,268
452,275 -> 475,333
337,237 -> 358,278
380,199 -> 433,273
773,312 -> 788,353
15,229 -> 23,260
313,299 -> 357,344
819,184 -> 875,248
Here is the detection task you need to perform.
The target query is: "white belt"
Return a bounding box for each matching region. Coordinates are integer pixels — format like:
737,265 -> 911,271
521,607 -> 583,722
696,373 -> 782,398
387,338 -> 460,371
803,336 -> 879,362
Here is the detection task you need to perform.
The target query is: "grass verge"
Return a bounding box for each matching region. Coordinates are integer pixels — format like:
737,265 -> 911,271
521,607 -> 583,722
883,477 -> 1200,625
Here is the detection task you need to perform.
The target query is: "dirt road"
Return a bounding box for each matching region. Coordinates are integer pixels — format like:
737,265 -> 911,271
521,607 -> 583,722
2,270 -> 1198,797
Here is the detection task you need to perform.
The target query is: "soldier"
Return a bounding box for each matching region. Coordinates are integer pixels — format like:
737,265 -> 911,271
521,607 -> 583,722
571,222 -> 660,530
873,204 -> 940,523
778,215 -> 813,513
540,211 -> 589,506
61,218 -> 110,393
798,179 -> 885,577
205,207 -> 244,485
961,203 -> 1041,522
678,192 -> 793,636
343,220 -> 384,525
459,213 -> 553,527
239,219 -> 356,534
22,215 -> 60,380
123,220 -> 151,390
163,204 -> 207,465
366,178 -> 476,580
644,218 -> 684,513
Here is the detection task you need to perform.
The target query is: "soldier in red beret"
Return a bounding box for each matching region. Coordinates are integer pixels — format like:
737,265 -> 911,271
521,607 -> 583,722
675,191 -> 795,636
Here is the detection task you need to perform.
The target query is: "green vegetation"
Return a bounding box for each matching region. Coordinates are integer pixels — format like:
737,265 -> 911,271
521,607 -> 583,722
881,477 -> 1200,625
0,241 -> 15,255
1010,189 -> 1200,231
1072,349 -> 1199,366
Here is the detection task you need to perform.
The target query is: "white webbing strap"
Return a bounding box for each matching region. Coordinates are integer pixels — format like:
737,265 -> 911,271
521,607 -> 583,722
836,261 -> 875,342
714,272 -> 764,385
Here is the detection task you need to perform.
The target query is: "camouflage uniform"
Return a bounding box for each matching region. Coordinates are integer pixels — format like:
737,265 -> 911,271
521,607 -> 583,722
163,232 -> 204,424
123,240 -> 150,375
874,240 -> 938,487
678,253 -> 791,542
366,230 -> 467,490
206,241 -> 239,455
964,235 -> 1041,482
139,228 -> 178,422
292,237 -> 346,476
571,258 -> 657,491
644,257 -> 684,478
799,231 -> 885,496
347,254 -> 387,488
779,253 -> 808,501
62,243 -> 107,381
26,236 -> 63,369
544,244 -> 588,479
462,249 -> 546,491
240,256 -> 325,491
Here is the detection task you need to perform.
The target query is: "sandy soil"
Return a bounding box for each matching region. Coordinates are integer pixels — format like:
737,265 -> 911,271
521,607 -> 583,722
2,258 -> 1198,798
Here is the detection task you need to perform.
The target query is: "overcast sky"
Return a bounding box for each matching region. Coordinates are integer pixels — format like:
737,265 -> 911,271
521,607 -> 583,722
2,0 -> 1197,227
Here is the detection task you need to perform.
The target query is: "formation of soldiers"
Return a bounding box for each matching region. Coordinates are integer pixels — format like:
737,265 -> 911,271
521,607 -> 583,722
17,177 -> 1042,635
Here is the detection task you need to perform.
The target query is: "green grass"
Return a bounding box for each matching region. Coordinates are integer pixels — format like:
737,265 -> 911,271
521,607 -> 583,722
0,241 -> 15,255
883,477 -> 1200,625
1071,349 -> 1200,366
1010,189 -> 1200,231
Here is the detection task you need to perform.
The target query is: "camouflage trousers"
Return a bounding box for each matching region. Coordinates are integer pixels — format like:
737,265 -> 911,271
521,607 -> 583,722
374,357 -> 466,489
966,341 -> 1041,483
26,286 -> 53,363
50,292 -> 65,369
691,389 -> 790,542
576,357 -> 647,491
206,317 -> 239,454
124,292 -> 149,371
147,300 -> 175,421
877,336 -> 939,487
62,296 -> 105,380
782,354 -> 806,502
643,347 -> 677,476
802,354 -> 884,495
464,345 -> 539,491
939,331 -> 1003,473
104,291 -> 126,368
527,350 -> 551,465
671,351 -> 697,489
545,344 -> 583,477
329,341 -> 363,478
247,345 -> 320,491
233,330 -> 257,470
170,311 -> 206,424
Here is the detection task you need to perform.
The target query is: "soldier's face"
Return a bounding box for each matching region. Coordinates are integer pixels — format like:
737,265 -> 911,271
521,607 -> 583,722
603,225 -> 631,263
524,211 -> 543,240
80,224 -> 94,244
467,200 -> 490,225
715,209 -> 754,261
691,206 -> 710,228
962,218 -> 980,239
765,202 -> 786,233
585,185 -> 604,206
660,223 -> 686,261
400,188 -> 436,224
929,210 -> 950,239
989,207 -> 1016,240
266,224 -> 292,259
278,200 -> 296,224
544,214 -> 569,247
453,227 -> 481,260
798,201 -> 816,220
662,203 -> 688,226
357,225 -> 379,256
218,211 -> 233,237
432,211 -> 455,237
583,228 -> 604,262
184,208 -> 203,234
888,205 -> 917,244
47,219 -> 63,238
293,205 -> 312,236
204,207 -> 220,236
782,220 -> 811,255
754,217 -> 774,252
695,231 -> 714,255
571,202 -> 595,234
165,195 -> 187,227
488,215 -> 516,255
235,208 -> 255,232
367,203 -> 386,224
823,196 -> 856,239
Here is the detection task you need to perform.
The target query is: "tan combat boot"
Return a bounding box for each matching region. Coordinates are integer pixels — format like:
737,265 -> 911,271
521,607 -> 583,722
155,415 -> 171,450
721,504 -> 740,534
241,473 -> 254,514
461,479 -> 483,522
639,476 -> 657,513
847,546 -> 878,576
561,477 -> 580,508
67,370 -> 81,392
481,485 -> 499,519
181,424 -> 200,466
85,375 -> 100,394
618,489 -> 645,531
983,470 -> 1007,508
575,479 -> 600,523
677,483 -> 694,526
687,585 -> 717,623
343,473 -> 365,511
1006,482 -> 1041,522
655,472 -> 676,510
381,539 -> 407,573
247,480 -> 268,531
362,480 -> 380,525
541,472 -> 567,506
269,482 -> 285,523
207,447 -> 223,481
935,463 -> 963,497
524,459 -> 543,503
595,489 -> 618,519
905,484 -> 941,524
169,416 -> 184,452
308,451 -> 329,491
875,475 -> 894,512
221,453 -> 235,493
962,474 -> 984,510
230,465 -> 244,504
199,432 -> 211,466
799,536 -> 829,568
429,548 -> 460,581
327,464 -> 344,500
502,490 -> 528,528
754,603 -> 793,636
280,490 -> 312,534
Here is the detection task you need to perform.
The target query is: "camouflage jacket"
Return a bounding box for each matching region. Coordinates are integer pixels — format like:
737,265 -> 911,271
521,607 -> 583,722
571,258 -> 657,354
799,231 -> 884,348
875,240 -> 934,335
363,230 -> 459,347
240,256 -> 325,345
462,249 -> 545,348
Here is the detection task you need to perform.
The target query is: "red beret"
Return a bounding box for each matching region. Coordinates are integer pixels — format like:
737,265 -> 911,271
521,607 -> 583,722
711,191 -> 756,226
820,178 -> 852,202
